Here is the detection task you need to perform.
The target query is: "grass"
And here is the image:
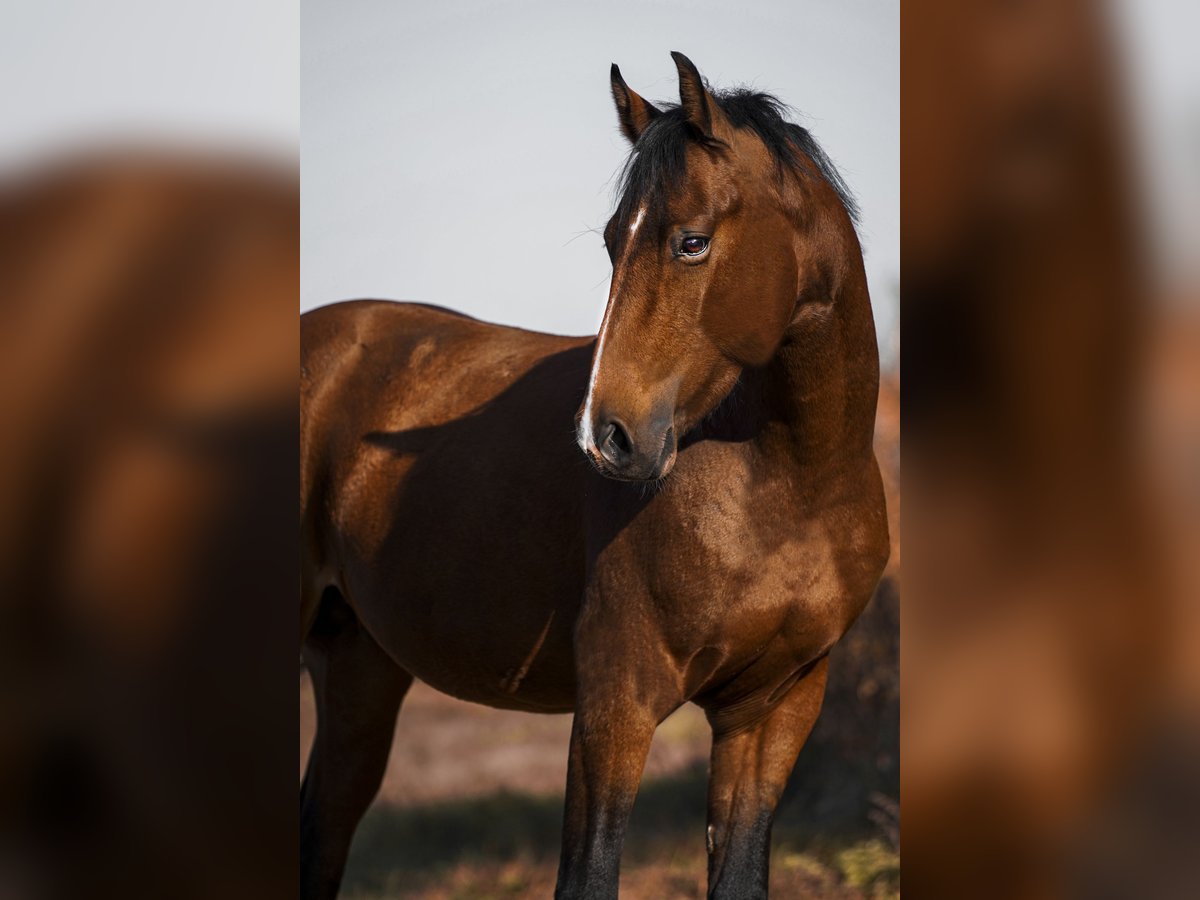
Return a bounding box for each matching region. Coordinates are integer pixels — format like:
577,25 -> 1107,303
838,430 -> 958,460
340,762 -> 897,899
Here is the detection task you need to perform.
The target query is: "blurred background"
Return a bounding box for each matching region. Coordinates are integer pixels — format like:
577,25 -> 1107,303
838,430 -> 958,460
902,0 -> 1200,897
1,1 -> 297,898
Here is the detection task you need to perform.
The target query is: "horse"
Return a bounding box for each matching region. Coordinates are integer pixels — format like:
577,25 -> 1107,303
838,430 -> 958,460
300,52 -> 889,899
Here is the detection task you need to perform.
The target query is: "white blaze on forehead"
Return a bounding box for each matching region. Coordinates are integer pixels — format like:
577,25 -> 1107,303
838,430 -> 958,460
578,203 -> 647,452
629,205 -> 646,235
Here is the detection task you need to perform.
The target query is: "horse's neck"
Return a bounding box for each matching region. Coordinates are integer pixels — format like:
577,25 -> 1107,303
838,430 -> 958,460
692,196 -> 879,480
753,264 -> 879,473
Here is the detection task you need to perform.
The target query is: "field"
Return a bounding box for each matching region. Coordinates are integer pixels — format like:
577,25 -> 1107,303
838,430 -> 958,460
299,379 -> 900,899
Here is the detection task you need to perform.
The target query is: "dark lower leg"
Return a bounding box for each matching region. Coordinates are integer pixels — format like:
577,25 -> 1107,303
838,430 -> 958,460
707,806 -> 775,899
706,659 -> 829,900
554,709 -> 658,899
299,594 -> 411,900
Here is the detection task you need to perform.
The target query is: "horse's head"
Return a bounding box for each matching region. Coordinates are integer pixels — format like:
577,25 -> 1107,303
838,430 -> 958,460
577,52 -> 859,481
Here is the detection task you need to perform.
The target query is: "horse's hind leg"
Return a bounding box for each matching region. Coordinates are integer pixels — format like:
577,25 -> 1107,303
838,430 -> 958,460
704,657 -> 830,899
300,589 -> 412,900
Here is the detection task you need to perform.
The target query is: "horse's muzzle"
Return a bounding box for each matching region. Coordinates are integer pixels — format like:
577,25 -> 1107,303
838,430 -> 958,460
583,414 -> 677,482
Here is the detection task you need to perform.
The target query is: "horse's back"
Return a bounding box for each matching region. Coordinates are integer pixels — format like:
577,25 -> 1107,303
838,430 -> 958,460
301,299 -> 586,521
301,298 -> 582,410
301,300 -> 480,418
300,299 -> 592,710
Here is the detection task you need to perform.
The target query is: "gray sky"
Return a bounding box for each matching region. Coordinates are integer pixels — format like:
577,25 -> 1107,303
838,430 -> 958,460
301,0 -> 900,361
1111,0 -> 1200,292
1,0 -> 297,167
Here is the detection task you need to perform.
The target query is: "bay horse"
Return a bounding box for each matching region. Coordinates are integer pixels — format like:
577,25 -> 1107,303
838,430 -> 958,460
300,52 -> 888,899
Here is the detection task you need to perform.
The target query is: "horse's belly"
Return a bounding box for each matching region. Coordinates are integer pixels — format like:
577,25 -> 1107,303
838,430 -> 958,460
332,409 -> 589,712
346,536 -> 583,714
390,595 -> 580,713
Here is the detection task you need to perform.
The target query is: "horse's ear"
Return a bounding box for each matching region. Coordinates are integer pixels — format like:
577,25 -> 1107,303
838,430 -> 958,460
611,63 -> 660,145
671,51 -> 722,140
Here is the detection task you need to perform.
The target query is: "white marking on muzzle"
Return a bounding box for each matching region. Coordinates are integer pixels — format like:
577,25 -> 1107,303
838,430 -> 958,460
579,204 -> 647,453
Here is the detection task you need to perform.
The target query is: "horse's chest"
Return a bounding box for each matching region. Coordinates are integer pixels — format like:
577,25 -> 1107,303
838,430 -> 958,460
645,481 -> 849,644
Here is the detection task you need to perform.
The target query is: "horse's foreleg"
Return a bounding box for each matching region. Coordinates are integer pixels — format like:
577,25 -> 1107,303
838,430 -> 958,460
554,596 -> 680,900
554,692 -> 658,900
300,591 -> 412,900
704,657 -> 830,900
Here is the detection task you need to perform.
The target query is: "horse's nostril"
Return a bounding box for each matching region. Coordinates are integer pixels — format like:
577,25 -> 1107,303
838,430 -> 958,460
609,421 -> 632,455
599,418 -> 633,465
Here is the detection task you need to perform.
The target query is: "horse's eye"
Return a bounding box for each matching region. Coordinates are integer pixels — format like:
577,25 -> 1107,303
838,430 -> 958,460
680,235 -> 710,256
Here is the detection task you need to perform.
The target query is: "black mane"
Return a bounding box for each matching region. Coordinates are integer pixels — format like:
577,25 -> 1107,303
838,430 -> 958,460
613,88 -> 859,234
